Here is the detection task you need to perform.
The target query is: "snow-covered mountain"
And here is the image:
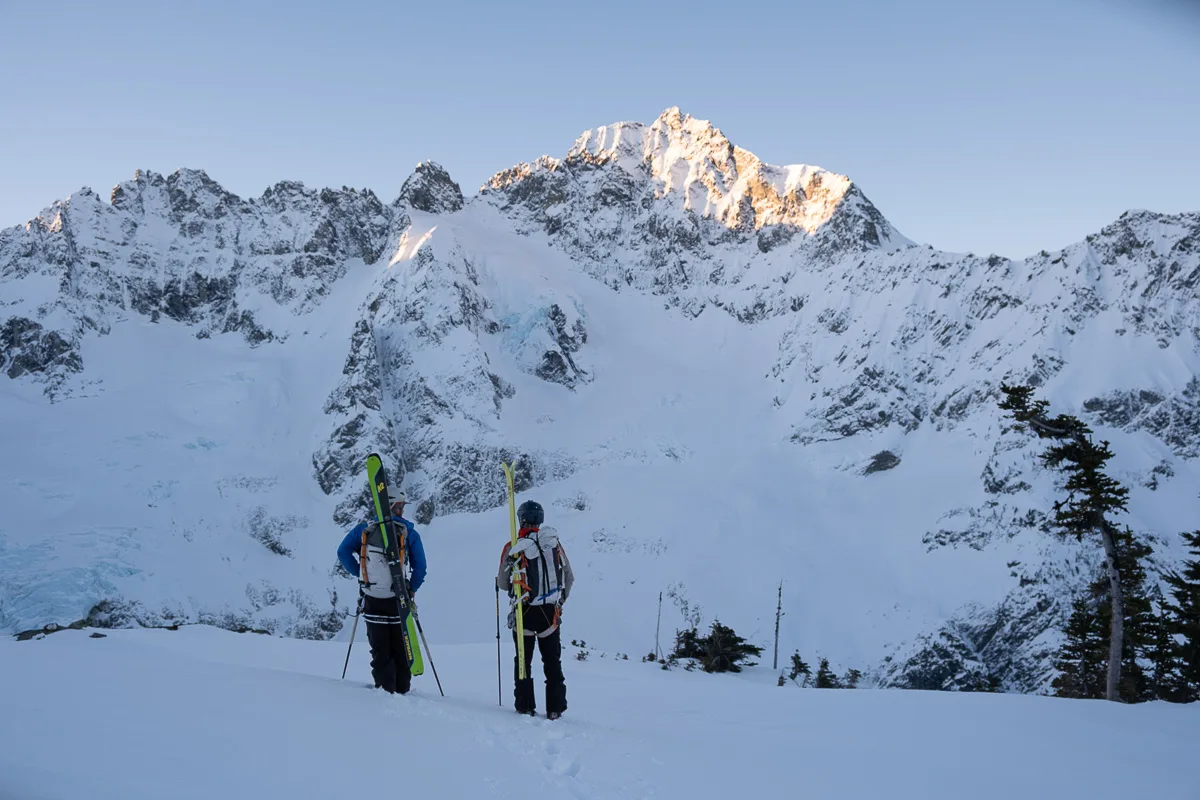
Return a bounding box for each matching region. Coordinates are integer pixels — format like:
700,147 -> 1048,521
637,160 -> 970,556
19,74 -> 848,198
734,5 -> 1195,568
2,108 -> 1198,693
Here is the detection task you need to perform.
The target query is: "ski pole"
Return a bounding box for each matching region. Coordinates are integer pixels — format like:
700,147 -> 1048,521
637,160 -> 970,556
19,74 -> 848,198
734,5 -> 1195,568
495,579 -> 502,706
411,611 -> 444,697
341,594 -> 363,680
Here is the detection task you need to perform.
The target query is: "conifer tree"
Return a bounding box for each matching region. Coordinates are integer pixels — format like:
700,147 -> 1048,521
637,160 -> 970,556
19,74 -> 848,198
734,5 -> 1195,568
671,621 -> 764,673
787,651 -> 812,686
1051,597 -> 1107,699
673,627 -> 702,661
814,657 -> 841,688
700,620 -> 763,673
1144,601 -> 1185,702
999,384 -> 1138,701
1163,530 -> 1200,701
842,668 -> 864,688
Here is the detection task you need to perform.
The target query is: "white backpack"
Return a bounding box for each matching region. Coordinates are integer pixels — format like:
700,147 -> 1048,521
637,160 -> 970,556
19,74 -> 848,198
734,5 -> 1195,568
359,521 -> 407,600
510,526 -> 566,606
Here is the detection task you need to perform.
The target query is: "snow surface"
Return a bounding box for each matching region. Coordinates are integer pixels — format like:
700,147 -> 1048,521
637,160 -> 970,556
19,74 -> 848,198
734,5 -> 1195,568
1,627 -> 1197,800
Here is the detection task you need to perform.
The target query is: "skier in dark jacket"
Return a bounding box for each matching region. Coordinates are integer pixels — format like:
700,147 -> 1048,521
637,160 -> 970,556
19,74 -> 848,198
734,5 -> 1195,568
497,500 -> 574,718
337,491 -> 427,694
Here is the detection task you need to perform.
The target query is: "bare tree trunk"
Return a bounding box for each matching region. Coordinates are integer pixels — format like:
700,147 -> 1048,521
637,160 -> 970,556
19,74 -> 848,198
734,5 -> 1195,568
1099,522 -> 1125,702
773,580 -> 782,671
655,591 -> 663,661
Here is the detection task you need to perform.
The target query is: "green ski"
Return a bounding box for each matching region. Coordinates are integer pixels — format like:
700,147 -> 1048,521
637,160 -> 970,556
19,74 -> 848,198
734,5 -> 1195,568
366,453 -> 424,676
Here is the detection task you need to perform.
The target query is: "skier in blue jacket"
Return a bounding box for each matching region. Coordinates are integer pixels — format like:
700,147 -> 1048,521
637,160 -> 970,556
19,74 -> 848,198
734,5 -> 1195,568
337,491 -> 427,694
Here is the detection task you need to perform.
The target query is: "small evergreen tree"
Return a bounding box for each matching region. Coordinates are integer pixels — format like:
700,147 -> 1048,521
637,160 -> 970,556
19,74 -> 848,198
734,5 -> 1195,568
787,651 -> 812,687
1144,601 -> 1185,702
1163,530 -> 1200,702
700,620 -> 763,673
1051,597 -> 1106,699
842,668 -> 864,688
671,621 -> 764,673
673,627 -> 702,661
814,657 -> 841,688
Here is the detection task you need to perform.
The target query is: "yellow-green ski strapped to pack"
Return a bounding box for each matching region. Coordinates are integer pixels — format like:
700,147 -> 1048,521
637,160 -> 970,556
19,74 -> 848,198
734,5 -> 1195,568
366,453 -> 424,677
501,461 -> 526,681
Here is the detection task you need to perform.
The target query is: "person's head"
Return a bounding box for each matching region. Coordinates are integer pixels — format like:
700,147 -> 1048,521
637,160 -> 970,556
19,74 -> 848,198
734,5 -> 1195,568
390,490 -> 407,519
517,500 -> 544,528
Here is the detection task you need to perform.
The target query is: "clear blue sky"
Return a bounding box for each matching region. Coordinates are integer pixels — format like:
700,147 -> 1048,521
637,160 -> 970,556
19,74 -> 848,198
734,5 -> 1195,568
2,0 -> 1197,258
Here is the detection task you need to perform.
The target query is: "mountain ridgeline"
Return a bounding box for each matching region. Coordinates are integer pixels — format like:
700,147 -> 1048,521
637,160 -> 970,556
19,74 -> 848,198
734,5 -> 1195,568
2,108 -> 1197,694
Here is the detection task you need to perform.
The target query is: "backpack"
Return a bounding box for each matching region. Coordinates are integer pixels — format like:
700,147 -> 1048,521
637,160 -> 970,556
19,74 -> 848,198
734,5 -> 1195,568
510,526 -> 565,606
360,520 -> 407,600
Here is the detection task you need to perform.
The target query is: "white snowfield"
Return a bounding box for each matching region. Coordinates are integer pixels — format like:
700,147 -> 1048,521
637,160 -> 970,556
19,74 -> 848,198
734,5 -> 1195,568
1,626 -> 1196,800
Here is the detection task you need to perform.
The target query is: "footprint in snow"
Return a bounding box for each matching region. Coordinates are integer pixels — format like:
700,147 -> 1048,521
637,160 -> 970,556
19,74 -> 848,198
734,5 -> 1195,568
546,754 -> 581,779
542,729 -> 581,780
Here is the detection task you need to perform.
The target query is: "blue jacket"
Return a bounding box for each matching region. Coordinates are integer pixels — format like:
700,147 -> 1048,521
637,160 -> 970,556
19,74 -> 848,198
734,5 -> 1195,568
337,518 -> 427,594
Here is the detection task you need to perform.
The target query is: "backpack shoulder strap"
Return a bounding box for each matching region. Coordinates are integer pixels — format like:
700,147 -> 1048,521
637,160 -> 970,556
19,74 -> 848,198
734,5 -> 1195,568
360,529 -> 370,584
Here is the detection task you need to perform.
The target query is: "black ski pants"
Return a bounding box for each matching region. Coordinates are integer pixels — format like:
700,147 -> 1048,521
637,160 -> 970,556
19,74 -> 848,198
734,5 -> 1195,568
364,595 -> 411,694
513,603 -> 566,715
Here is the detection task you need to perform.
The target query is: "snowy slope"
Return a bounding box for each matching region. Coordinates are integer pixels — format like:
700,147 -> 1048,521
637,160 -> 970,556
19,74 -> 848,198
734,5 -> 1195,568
2,627 -> 1198,800
2,110 -> 1198,695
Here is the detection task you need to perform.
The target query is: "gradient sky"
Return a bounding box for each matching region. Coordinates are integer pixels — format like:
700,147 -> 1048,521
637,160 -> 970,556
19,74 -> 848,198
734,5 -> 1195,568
2,0 -> 1197,258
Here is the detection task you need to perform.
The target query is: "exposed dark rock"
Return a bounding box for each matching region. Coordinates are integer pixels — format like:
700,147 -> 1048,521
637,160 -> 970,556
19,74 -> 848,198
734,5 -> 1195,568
981,461 -> 1031,495
863,450 -> 901,475
883,629 -> 994,691
489,372 -> 516,412
882,588 -> 1060,693
222,310 -> 274,345
1,317 -> 81,379
925,504 -> 1048,552
532,303 -> 591,388
415,499 -> 435,526
1083,381 -> 1200,458
756,225 -> 795,253
536,351 -> 572,385
397,162 -> 465,214
1143,461 -> 1175,490
246,506 -> 307,557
